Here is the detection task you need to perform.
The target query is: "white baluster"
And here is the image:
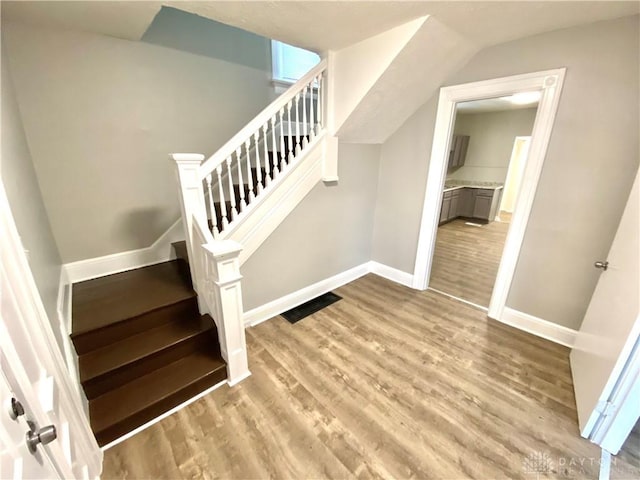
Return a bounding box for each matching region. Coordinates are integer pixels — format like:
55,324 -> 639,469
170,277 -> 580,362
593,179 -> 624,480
295,92 -> 301,155
216,165 -> 228,229
279,108 -> 286,169
226,157 -> 238,221
236,147 -> 246,210
318,71 -> 324,133
309,78 -> 316,141
205,174 -> 219,236
302,86 -> 308,148
263,124 -> 271,187
254,131 -> 263,194
286,104 -> 293,163
245,140 -> 255,203
271,116 -> 279,176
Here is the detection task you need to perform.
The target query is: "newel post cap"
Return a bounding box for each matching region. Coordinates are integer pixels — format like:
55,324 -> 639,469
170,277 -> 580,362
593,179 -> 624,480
170,153 -> 205,165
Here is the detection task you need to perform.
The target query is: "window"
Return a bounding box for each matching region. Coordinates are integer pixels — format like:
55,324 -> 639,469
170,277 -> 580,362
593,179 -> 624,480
271,40 -> 320,85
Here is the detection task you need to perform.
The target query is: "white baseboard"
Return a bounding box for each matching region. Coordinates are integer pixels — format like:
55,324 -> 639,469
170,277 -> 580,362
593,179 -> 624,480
499,307 -> 578,348
368,261 -> 414,287
64,219 -> 185,283
243,263 -> 370,327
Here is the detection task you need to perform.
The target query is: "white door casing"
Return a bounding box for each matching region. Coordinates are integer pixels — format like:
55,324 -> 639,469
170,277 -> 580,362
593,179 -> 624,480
570,169 -> 640,454
0,182 -> 102,478
412,69 -> 566,321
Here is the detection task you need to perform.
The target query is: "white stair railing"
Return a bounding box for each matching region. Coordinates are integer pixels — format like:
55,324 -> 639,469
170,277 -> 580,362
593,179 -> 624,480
171,59 -> 328,387
196,59 -> 327,239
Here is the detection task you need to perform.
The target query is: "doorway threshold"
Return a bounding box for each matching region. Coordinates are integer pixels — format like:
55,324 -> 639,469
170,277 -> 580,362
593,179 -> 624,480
427,287 -> 489,313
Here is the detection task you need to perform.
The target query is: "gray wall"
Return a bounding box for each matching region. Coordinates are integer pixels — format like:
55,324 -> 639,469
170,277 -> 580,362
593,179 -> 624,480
241,143 -> 380,311
449,108 -> 537,183
371,15 -> 639,330
2,20 -> 272,262
1,44 -> 64,349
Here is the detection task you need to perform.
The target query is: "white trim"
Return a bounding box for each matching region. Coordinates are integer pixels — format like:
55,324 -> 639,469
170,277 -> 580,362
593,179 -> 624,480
599,449 -> 611,480
227,371 -> 252,387
243,263 -> 370,327
100,378 -> 227,451
56,268 -> 86,415
368,261 -> 414,288
499,307 -> 578,348
0,183 -> 102,476
412,69 -> 566,323
428,287 -> 489,312
64,218 -> 185,283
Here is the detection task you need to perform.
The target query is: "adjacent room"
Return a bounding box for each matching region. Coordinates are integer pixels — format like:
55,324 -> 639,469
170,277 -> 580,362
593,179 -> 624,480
430,95 -> 538,308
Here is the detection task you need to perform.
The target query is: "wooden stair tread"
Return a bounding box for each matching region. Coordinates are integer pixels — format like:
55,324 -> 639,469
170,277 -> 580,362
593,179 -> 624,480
79,317 -> 209,382
72,261 -> 195,335
89,348 -> 226,435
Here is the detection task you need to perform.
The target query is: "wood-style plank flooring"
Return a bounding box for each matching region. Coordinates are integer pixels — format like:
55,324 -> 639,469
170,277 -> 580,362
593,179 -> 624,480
102,274 -> 639,479
430,214 -> 511,307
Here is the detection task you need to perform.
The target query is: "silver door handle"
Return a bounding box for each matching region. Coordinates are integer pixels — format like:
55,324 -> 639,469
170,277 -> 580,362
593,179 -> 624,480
594,261 -> 609,271
26,423 -> 57,454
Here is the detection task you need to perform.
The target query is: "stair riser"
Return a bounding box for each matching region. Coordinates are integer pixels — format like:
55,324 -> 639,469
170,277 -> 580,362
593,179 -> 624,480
81,331 -> 218,400
71,298 -> 199,355
94,368 -> 226,446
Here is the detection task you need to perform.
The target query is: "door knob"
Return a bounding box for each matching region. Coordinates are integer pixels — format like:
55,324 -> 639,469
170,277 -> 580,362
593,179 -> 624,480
594,261 -> 609,271
26,424 -> 57,454
9,398 -> 25,420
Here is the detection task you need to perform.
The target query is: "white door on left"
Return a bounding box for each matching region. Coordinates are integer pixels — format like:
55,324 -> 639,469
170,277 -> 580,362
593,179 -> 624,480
0,369 -> 60,479
0,182 -> 102,479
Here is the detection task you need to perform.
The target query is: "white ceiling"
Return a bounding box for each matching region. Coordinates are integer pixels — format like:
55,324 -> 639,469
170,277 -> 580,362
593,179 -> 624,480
2,1 -> 639,52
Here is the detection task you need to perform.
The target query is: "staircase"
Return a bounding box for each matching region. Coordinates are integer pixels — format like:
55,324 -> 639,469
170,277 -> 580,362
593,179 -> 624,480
70,254 -> 226,447
70,59 -> 330,446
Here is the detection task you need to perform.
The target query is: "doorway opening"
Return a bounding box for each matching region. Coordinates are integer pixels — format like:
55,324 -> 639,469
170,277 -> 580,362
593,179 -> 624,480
412,69 -> 566,320
428,99 -> 537,310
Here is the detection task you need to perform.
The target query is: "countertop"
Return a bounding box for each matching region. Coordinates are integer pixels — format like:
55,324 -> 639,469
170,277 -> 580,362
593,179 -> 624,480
443,183 -> 504,193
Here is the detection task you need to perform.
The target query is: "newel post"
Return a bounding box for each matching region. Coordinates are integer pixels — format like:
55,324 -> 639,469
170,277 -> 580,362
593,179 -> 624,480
171,153 -> 206,291
203,240 -> 251,386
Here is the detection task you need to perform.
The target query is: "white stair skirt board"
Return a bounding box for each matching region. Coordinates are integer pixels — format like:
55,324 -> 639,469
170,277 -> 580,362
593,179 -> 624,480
56,268 -> 87,417
64,218 -> 185,283
499,307 -> 579,348
100,379 -> 227,452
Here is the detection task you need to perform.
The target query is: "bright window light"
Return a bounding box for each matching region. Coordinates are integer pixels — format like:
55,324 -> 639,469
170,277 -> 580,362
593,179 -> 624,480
271,40 -> 320,84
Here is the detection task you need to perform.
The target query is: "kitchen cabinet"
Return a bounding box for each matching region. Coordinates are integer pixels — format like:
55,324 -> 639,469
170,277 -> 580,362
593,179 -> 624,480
440,194 -> 452,223
472,188 -> 504,221
440,186 -> 504,224
473,193 -> 492,219
448,190 -> 460,220
448,135 -> 470,170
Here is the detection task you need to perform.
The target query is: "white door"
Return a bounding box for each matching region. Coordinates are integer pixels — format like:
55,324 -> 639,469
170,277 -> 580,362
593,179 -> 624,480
570,170 -> 640,452
0,368 -> 60,479
0,183 -> 102,479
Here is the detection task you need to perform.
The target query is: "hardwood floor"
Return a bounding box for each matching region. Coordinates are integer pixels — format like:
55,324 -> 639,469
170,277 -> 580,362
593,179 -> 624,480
430,214 -> 511,307
102,274 -> 639,480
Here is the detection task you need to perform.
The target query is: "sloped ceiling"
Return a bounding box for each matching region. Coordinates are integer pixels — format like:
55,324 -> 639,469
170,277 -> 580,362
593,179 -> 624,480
3,1 -> 638,143
173,1 -> 640,51
3,1 -> 638,51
